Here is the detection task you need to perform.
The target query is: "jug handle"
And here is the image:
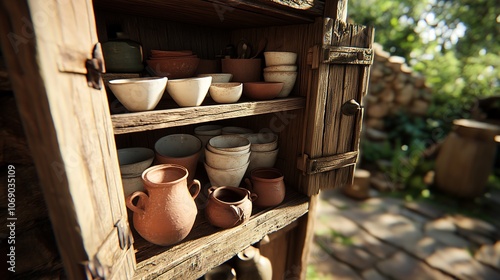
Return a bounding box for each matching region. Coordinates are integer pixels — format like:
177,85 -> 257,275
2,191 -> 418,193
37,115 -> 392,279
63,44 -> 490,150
250,193 -> 258,202
244,178 -> 253,192
230,205 -> 245,226
208,186 -> 218,195
126,191 -> 148,215
189,179 -> 201,199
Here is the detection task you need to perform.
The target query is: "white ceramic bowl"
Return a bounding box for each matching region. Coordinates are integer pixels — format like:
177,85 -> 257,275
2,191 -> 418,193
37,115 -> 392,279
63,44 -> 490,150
208,135 -> 251,153
263,65 -> 298,72
122,174 -> 144,197
244,133 -> 279,152
263,71 -> 297,98
117,147 -> 155,175
166,76 -> 212,107
205,148 -> 251,169
248,148 -> 279,173
204,160 -> 250,187
209,83 -> 243,104
264,52 -> 298,67
221,126 -> 254,135
108,77 -> 167,112
198,73 -> 233,83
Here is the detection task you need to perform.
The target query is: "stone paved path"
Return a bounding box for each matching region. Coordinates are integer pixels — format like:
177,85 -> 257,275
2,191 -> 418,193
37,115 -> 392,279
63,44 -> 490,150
308,189 -> 500,280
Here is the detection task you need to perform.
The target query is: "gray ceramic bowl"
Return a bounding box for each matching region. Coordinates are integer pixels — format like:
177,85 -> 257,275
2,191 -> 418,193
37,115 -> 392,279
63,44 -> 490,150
117,147 -> 155,176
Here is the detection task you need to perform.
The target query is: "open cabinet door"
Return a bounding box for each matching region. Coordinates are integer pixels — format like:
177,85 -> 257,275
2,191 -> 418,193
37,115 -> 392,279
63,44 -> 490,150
298,2 -> 374,196
0,0 -> 135,279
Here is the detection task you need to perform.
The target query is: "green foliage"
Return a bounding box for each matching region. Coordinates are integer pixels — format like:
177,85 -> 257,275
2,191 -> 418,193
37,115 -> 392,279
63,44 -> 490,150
350,0 -> 500,126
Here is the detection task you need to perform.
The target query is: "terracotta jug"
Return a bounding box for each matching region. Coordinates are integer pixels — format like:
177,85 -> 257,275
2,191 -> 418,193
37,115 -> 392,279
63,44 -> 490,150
126,164 -> 200,246
234,246 -> 272,280
206,186 -> 257,229
245,168 -> 285,207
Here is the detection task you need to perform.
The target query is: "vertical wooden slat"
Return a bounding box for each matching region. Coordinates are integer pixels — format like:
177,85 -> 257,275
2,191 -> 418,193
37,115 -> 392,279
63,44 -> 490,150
0,0 -> 136,278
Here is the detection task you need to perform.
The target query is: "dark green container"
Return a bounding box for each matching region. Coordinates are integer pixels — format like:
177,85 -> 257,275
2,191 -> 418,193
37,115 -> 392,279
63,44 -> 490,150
102,33 -> 144,73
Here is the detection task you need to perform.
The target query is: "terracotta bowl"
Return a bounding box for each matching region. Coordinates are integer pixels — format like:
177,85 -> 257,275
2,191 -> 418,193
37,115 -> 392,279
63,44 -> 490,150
108,77 -> 167,112
166,76 -> 212,107
209,83 -> 243,104
146,57 -> 200,79
243,82 -> 283,100
243,133 -> 279,152
221,59 -> 262,82
154,134 -> 202,183
198,73 -> 233,83
263,71 -> 297,98
150,50 -> 193,57
264,51 -> 297,66
117,147 -> 155,175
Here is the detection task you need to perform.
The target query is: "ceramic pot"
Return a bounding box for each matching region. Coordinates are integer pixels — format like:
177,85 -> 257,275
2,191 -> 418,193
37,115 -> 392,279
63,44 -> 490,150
102,33 -> 144,73
235,246 -> 272,280
206,186 -> 257,228
126,164 -> 201,246
245,168 -> 285,207
154,134 -> 202,183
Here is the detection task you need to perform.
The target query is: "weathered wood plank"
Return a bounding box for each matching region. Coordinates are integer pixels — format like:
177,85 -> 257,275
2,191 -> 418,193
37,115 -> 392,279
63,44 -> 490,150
111,97 -> 306,134
0,0 -> 135,278
132,189 -> 309,279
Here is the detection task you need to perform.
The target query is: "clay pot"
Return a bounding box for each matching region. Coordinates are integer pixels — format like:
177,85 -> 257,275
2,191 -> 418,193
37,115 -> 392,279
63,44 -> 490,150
206,186 -> 257,228
245,168 -> 285,207
126,164 -> 201,246
146,57 -> 200,79
243,82 -> 283,100
221,58 -> 262,82
234,246 -> 273,280
154,134 -> 202,183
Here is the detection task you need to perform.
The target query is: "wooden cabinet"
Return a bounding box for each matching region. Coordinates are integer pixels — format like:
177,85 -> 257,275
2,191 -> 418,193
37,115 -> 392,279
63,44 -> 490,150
0,0 -> 373,279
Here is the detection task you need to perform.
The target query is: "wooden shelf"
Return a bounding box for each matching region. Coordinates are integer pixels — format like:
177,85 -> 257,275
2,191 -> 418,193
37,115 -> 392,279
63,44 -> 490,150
94,0 -> 324,29
132,187 -> 309,279
111,97 -> 306,134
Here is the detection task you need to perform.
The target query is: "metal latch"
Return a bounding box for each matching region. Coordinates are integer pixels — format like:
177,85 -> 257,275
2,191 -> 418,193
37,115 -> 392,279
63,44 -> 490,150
341,99 -> 362,116
297,151 -> 359,175
322,46 -> 373,65
86,43 -> 105,90
84,257 -> 108,280
115,219 -> 133,250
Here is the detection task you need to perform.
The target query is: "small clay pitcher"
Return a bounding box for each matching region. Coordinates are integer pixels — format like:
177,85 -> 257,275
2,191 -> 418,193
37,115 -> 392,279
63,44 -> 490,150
245,168 -> 285,207
234,246 -> 272,280
126,164 -> 200,246
206,186 -> 257,229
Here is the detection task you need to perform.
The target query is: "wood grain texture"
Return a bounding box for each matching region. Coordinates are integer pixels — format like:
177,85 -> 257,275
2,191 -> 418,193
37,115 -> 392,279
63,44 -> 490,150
93,0 -> 320,29
0,0 -> 135,278
133,189 -> 309,279
111,97 -> 305,134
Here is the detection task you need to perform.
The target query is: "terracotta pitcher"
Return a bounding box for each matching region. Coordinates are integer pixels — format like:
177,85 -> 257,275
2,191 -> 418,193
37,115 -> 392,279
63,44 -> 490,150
245,168 -> 285,207
206,186 -> 257,229
234,246 -> 272,280
126,164 -> 200,246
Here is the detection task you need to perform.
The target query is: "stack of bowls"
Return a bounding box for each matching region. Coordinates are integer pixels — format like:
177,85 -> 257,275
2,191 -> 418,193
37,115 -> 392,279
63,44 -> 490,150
194,124 -> 223,162
117,147 -> 155,196
263,51 -> 298,98
146,50 -> 200,79
222,126 -> 254,135
244,133 -> 279,173
204,135 -> 251,187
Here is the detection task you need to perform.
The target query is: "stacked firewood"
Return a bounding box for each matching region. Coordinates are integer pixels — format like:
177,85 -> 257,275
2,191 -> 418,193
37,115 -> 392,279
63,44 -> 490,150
363,43 -> 432,140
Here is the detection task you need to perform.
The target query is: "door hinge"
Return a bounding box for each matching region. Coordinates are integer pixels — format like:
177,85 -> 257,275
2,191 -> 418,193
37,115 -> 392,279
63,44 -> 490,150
115,218 -> 133,250
86,43 -> 105,90
297,151 -> 358,175
322,46 -> 373,65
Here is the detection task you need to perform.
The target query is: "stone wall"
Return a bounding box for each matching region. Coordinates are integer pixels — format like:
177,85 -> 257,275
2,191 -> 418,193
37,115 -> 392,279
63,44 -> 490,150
363,43 -> 432,140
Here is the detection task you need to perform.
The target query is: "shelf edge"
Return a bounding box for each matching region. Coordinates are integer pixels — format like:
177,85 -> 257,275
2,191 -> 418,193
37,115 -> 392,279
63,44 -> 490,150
112,97 -> 306,134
